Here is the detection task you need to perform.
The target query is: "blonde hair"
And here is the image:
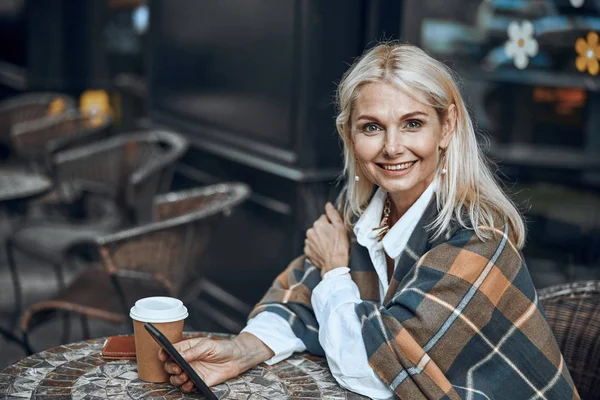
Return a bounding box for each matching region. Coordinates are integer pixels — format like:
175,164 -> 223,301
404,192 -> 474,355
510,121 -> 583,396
336,42 -> 526,248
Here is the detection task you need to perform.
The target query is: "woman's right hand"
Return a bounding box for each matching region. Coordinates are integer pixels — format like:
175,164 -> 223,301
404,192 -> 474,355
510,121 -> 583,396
160,332 -> 274,393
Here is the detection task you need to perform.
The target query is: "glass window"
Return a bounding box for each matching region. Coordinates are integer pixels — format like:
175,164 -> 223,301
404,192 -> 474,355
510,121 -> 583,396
402,0 -> 600,288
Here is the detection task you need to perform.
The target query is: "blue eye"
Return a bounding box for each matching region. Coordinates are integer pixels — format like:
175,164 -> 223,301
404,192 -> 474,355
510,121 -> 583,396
405,120 -> 422,129
362,124 -> 380,133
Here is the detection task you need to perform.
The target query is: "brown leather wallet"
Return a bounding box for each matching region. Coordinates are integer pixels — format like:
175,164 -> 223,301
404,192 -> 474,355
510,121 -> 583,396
102,335 -> 136,360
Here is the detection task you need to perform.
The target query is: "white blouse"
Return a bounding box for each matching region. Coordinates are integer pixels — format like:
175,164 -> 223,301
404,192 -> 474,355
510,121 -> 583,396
242,183 -> 435,399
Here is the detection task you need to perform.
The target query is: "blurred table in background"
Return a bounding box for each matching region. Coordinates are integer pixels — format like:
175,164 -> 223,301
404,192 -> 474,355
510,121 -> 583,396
0,168 -> 51,208
0,167 -> 52,315
0,167 -> 51,349
0,332 -> 368,399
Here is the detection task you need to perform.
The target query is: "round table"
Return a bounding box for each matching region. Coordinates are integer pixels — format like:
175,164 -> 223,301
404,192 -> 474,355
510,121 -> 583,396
0,333 -> 368,399
0,168 -> 52,350
0,168 -> 52,203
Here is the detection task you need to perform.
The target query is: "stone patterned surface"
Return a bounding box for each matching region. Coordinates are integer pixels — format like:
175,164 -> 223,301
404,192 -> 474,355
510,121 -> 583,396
0,333 -> 368,399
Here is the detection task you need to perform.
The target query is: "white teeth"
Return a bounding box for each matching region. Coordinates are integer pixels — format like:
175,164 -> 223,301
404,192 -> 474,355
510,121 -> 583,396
382,161 -> 415,171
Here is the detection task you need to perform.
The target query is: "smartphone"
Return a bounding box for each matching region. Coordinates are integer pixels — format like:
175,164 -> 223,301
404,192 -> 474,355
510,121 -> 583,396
144,322 -> 218,400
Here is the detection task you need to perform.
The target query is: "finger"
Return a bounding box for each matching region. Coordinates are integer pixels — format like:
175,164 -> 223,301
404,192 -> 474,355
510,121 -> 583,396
304,247 -> 321,268
304,242 -> 310,256
318,214 -> 329,225
305,238 -> 321,254
312,214 -> 327,229
158,348 -> 167,361
306,228 -> 314,239
325,202 -> 343,226
170,371 -> 188,386
164,360 -> 181,375
172,337 -> 205,353
178,338 -> 216,362
304,245 -> 313,261
304,246 -> 319,265
305,237 -> 317,248
304,243 -> 320,265
181,380 -> 195,393
304,238 -> 315,251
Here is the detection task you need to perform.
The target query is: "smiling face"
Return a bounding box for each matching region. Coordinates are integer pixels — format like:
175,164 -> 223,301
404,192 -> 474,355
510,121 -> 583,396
351,81 -> 454,211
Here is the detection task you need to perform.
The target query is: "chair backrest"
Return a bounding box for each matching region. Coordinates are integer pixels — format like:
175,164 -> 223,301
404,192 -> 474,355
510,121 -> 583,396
0,92 -> 76,143
10,110 -> 112,166
127,130 -> 189,222
96,183 -> 251,297
539,280 -> 600,400
52,130 -> 188,222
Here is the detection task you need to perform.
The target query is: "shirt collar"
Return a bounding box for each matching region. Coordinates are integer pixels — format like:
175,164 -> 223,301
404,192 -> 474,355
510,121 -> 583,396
353,182 -> 436,258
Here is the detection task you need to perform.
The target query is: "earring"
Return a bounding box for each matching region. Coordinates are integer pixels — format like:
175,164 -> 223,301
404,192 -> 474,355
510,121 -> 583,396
355,175 -> 360,182
440,150 -> 448,175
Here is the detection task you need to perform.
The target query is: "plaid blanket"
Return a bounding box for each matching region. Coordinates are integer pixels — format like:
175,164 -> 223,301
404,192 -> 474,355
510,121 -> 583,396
250,199 -> 580,399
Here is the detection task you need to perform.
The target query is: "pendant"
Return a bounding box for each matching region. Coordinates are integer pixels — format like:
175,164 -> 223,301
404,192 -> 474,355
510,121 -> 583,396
373,194 -> 391,242
375,224 -> 390,241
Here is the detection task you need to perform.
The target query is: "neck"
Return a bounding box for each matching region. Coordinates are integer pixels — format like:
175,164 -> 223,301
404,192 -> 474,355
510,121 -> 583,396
387,177 -> 433,224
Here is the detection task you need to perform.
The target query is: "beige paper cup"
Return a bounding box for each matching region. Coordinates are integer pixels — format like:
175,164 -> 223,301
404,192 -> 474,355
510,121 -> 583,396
130,297 -> 188,382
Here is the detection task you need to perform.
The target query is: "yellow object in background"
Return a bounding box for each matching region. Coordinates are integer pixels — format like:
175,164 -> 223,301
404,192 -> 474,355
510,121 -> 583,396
47,97 -> 67,116
80,90 -> 112,126
575,31 -> 600,76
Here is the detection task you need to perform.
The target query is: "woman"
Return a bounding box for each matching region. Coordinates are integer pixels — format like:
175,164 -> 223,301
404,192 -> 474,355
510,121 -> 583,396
160,43 -> 579,399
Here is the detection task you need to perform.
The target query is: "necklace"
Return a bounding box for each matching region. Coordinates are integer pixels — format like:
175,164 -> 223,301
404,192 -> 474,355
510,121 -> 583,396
373,194 -> 391,241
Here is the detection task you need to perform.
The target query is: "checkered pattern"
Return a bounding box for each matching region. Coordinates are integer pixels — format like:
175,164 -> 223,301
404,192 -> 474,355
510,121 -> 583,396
250,200 -> 580,399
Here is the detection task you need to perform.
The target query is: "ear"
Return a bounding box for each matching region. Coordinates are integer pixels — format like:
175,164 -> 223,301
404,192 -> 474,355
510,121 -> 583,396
440,104 -> 457,150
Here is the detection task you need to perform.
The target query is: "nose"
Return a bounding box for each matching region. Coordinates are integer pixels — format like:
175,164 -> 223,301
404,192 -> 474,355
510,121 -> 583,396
382,130 -> 405,158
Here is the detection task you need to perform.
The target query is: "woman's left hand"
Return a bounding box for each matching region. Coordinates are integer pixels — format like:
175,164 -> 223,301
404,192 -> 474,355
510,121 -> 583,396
304,202 -> 350,277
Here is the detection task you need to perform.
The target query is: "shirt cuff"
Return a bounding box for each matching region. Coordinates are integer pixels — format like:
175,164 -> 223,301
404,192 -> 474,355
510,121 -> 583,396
322,267 -> 351,280
312,268 -> 361,323
242,312 -> 307,365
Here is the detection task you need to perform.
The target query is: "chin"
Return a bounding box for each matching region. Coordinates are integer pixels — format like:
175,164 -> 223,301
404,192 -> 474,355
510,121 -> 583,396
382,183 -> 414,195
380,174 -> 431,196
379,174 -> 413,188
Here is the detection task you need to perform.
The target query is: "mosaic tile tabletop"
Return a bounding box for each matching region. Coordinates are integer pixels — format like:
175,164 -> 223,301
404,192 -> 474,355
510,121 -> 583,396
0,332 -> 368,399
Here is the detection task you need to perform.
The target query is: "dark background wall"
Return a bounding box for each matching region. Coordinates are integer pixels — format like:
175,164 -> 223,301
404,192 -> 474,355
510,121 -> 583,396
0,0 -> 599,325
147,0 -> 405,304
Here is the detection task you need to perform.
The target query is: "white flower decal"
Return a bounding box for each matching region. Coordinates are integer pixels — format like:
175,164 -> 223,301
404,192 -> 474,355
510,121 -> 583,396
570,0 -> 584,8
504,21 -> 539,69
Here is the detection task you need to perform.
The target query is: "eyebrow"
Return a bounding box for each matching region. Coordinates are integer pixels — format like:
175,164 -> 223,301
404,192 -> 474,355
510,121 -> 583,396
355,111 -> 429,121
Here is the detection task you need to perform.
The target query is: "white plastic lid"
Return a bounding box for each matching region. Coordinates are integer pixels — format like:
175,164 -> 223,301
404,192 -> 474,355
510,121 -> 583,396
129,296 -> 189,323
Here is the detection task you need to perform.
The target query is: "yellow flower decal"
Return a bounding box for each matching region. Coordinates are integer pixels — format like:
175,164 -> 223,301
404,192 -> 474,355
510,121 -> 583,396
575,31 -> 600,76
79,90 -> 112,127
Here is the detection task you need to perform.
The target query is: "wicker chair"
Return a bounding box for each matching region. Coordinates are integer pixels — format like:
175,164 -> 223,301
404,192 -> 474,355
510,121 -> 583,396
0,92 -> 76,156
19,182 -> 251,354
5,130 -> 189,316
51,129 -> 189,222
539,280 -> 600,400
10,110 -> 112,171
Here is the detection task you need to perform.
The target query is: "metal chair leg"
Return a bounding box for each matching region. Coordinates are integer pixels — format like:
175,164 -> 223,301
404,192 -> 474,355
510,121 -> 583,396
61,312 -> 71,344
5,239 -> 23,321
48,261 -> 71,345
22,331 -> 34,356
52,261 -> 66,291
80,315 -> 90,340
0,325 -> 28,353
